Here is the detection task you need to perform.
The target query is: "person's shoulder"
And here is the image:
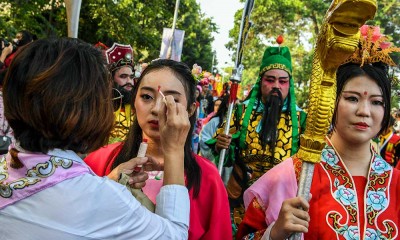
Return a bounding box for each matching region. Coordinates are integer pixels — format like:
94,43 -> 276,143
194,154 -> 223,185
193,154 -> 227,196
204,117 -> 220,127
84,142 -> 123,175
87,142 -> 122,158
194,154 -> 218,173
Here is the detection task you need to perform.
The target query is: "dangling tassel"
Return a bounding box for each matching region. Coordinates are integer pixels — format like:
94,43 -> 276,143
9,148 -> 23,169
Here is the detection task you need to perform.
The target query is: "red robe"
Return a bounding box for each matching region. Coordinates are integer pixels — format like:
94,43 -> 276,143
85,143 -> 232,240
238,143 -> 400,240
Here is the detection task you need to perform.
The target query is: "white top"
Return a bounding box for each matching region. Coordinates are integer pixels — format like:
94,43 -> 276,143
0,149 -> 189,240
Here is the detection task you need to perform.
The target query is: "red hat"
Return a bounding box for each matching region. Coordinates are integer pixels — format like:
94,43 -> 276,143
105,43 -> 134,73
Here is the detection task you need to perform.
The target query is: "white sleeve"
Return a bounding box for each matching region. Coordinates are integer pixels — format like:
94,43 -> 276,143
2,174 -> 190,240
261,222 -> 275,240
93,179 -> 190,240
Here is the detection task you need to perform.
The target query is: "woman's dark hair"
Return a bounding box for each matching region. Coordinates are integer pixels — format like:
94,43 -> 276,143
3,38 -> 114,153
331,62 -> 391,136
16,30 -> 33,47
211,95 -> 229,128
112,59 -> 202,197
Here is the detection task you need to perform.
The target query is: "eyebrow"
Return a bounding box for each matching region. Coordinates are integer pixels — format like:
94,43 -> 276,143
140,86 -> 182,96
342,91 -> 383,97
263,75 -> 289,79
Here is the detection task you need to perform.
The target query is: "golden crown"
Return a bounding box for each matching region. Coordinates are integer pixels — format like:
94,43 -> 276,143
343,25 -> 400,67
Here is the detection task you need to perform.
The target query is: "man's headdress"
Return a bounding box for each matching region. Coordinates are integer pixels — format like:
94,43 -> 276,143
105,43 -> 135,73
259,45 -> 292,76
343,25 -> 400,67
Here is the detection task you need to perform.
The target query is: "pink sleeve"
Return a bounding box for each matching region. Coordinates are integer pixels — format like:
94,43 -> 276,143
243,158 -> 298,226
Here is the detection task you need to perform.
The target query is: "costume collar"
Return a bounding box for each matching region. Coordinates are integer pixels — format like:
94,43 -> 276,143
0,145 -> 92,209
320,138 -> 396,237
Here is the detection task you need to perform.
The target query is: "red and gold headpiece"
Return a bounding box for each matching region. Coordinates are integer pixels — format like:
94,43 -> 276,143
343,25 -> 400,66
105,43 -> 135,73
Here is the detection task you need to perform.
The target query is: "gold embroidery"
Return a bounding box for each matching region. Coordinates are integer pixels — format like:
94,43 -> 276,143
259,63 -> 291,75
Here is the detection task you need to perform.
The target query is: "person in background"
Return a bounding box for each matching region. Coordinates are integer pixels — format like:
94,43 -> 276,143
198,78 -> 214,119
0,30 -> 34,71
207,43 -> 307,233
0,38 -> 190,239
379,116 -> 400,166
85,59 -> 232,240
199,95 -> 231,184
199,95 -> 229,162
202,97 -> 223,125
192,85 -> 203,154
106,43 -> 136,143
393,110 -> 400,134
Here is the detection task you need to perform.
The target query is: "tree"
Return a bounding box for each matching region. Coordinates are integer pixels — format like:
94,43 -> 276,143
228,0 -> 400,107
0,0 -> 217,69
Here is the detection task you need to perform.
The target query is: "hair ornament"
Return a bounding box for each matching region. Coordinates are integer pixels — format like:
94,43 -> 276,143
343,25 -> 400,66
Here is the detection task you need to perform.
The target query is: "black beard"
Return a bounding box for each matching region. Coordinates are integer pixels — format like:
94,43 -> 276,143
259,88 -> 283,154
115,84 -> 133,105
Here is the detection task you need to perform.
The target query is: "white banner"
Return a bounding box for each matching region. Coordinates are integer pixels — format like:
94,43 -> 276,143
160,28 -> 185,62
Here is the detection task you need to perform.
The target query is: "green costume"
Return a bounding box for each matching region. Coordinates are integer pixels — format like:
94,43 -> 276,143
207,46 -> 307,231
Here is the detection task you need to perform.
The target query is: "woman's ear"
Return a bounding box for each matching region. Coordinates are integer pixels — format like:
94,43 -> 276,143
188,103 -> 197,117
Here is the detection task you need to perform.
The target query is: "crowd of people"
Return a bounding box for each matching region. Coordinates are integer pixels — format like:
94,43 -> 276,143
1,19 -> 400,240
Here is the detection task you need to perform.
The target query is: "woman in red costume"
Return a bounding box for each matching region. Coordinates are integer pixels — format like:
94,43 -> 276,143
85,59 -> 232,240
237,26 -> 400,240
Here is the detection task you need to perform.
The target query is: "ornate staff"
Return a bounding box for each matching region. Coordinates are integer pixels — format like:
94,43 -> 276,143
65,0 -> 82,38
218,0 -> 255,176
289,0 -> 377,239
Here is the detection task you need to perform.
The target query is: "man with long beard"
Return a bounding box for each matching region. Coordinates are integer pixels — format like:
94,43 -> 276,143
208,45 -> 307,235
106,43 -> 135,143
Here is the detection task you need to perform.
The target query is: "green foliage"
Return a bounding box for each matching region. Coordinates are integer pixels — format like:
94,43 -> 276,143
228,0 -> 400,108
0,0 -> 217,69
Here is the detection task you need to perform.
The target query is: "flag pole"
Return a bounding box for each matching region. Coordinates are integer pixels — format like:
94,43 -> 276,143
166,0 -> 180,60
218,0 -> 254,176
65,0 -> 82,38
